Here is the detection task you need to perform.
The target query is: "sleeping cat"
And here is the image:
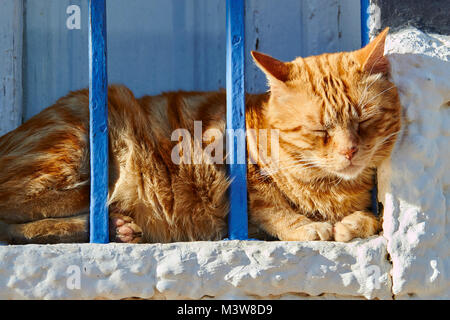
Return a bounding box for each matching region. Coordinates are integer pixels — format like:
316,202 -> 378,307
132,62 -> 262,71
0,28 -> 401,244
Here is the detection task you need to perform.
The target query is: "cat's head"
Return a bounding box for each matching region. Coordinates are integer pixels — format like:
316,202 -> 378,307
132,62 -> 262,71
252,28 -> 401,181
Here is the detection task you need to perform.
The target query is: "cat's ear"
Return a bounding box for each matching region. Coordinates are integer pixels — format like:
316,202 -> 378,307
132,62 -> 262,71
354,27 -> 390,74
251,51 -> 291,83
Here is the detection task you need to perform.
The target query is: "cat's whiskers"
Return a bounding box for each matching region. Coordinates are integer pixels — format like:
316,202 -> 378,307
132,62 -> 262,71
332,176 -> 344,187
262,158 -> 314,168
358,54 -> 387,107
359,85 -> 397,110
261,158 -> 323,175
263,163 -> 317,175
358,74 -> 383,107
374,130 -> 401,148
362,106 -> 383,118
311,174 -> 343,188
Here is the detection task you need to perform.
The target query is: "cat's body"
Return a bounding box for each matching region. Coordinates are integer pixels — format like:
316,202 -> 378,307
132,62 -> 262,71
0,28 -> 401,244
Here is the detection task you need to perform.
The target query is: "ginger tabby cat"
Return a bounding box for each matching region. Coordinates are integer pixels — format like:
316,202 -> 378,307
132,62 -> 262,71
0,28 -> 400,244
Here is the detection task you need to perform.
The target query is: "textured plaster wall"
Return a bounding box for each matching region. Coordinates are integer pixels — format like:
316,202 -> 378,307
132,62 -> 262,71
0,29 -> 448,300
379,28 -> 450,299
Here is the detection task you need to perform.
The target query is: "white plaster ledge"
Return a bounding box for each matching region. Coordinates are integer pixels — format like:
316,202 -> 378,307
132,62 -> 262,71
0,237 -> 391,300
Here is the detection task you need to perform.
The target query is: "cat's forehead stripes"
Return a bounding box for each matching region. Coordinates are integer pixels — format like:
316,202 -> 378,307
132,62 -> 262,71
292,52 -> 361,127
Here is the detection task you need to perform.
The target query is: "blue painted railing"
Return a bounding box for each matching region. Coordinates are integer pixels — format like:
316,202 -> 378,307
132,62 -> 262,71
88,0 -> 109,243
226,0 -> 248,240
88,1 -> 375,242
360,0 -> 379,215
360,0 -> 370,46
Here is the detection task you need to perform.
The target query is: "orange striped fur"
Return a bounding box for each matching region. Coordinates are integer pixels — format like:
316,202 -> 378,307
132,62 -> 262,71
0,28 -> 400,244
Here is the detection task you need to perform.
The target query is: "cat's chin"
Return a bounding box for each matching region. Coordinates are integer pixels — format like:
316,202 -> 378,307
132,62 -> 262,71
333,164 -> 364,180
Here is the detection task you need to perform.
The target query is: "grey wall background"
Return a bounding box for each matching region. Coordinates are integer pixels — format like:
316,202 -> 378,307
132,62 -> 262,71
372,0 -> 450,35
22,0 -> 361,120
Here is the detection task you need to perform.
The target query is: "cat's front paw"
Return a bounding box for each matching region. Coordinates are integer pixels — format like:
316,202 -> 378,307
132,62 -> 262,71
333,222 -> 354,242
109,214 -> 143,243
333,211 -> 380,242
288,222 -> 333,241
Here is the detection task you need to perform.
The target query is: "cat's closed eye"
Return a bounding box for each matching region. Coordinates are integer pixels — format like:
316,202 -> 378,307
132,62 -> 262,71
359,118 -> 371,125
358,118 -> 372,132
312,129 -> 327,135
313,129 -> 329,143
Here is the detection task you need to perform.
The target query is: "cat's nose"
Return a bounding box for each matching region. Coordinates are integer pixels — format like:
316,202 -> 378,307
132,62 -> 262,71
340,146 -> 358,160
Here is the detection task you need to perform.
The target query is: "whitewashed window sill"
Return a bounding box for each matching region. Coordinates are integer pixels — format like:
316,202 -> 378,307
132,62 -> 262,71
0,237 -> 391,300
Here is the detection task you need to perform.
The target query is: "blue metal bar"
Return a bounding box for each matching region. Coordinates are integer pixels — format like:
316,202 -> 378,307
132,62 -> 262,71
89,0 -> 109,243
226,0 -> 248,240
360,0 -> 370,46
371,173 -> 379,216
360,0 -> 379,216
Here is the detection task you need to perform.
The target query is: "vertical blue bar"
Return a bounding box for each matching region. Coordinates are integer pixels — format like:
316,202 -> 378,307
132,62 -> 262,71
89,0 -> 109,243
360,0 -> 379,215
226,0 -> 248,240
360,0 -> 370,46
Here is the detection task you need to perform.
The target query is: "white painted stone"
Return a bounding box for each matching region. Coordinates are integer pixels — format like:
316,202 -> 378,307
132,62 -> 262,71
0,238 -> 391,300
379,28 -> 450,299
386,28 -> 450,61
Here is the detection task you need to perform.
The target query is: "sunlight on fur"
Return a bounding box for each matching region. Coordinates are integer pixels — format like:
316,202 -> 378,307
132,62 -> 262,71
0,28 -> 400,244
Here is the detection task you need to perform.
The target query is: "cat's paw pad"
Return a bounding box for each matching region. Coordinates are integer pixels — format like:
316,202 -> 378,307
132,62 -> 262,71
293,222 -> 333,241
109,215 -> 143,243
333,222 -> 354,242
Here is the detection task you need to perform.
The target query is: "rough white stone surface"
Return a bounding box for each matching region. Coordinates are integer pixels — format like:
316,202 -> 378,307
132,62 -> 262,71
0,28 -> 448,300
0,238 -> 391,300
386,28 -> 450,62
379,28 -> 450,299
